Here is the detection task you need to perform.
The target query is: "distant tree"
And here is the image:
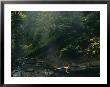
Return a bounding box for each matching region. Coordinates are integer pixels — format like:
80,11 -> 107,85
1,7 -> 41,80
11,11 -> 26,70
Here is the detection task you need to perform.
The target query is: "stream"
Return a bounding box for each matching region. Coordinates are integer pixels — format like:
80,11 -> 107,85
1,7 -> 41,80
12,64 -> 100,77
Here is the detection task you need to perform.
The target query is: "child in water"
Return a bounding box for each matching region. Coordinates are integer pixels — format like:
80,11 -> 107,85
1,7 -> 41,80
64,64 -> 69,73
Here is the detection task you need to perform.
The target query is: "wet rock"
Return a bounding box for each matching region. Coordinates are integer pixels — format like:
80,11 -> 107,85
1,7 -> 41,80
12,71 -> 22,77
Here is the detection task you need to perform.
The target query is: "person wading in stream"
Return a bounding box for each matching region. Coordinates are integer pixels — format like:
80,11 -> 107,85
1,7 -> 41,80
64,64 -> 69,73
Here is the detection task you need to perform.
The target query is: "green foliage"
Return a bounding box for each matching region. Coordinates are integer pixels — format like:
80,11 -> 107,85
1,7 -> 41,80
11,11 -> 100,69
11,11 -> 27,70
81,11 -> 100,36
85,37 -> 100,58
80,11 -> 100,59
